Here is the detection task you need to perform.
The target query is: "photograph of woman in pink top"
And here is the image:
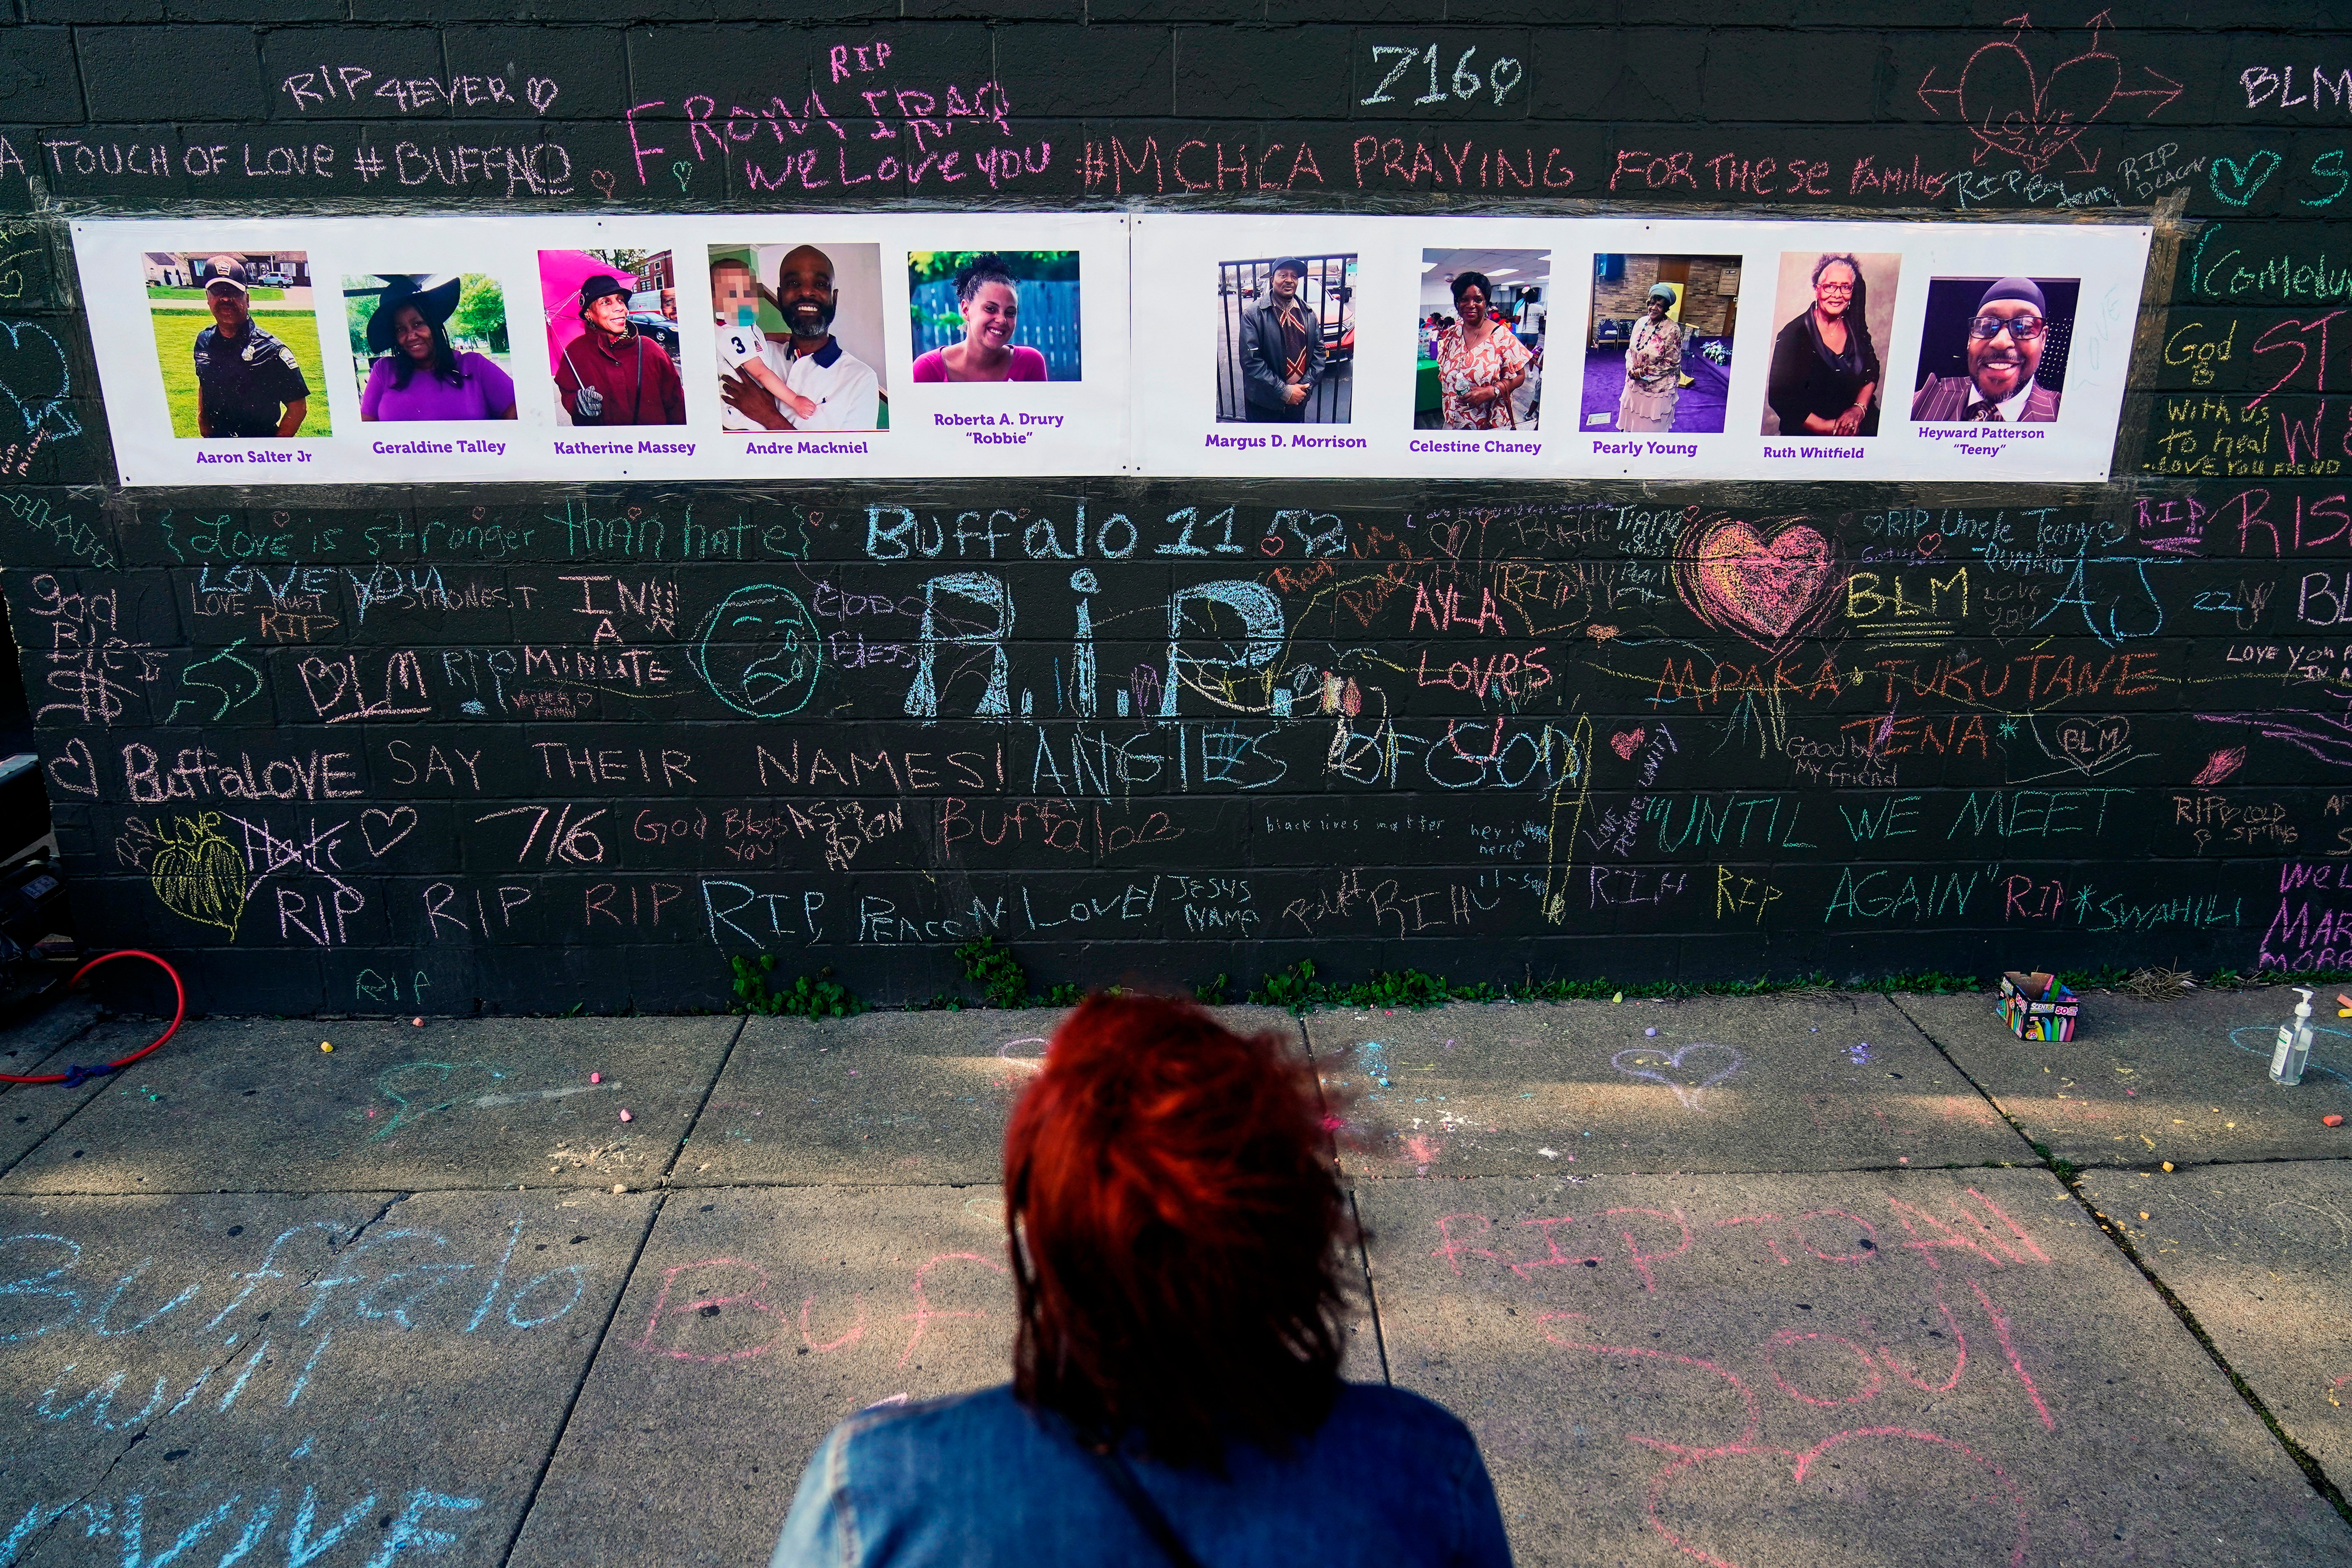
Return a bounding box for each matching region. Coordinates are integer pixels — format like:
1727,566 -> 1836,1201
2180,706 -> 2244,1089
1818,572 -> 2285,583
911,254 -> 1052,383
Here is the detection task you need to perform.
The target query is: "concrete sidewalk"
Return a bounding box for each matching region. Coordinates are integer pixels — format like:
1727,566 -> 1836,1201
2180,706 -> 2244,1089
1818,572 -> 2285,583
0,988 -> 2347,1566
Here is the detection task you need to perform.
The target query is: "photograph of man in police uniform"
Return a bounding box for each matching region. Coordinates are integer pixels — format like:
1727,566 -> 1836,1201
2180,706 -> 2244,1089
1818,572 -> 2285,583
193,258 -> 310,438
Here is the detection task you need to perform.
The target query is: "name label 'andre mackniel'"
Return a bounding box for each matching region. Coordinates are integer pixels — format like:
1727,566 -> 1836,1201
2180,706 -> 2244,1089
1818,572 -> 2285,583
555,439 -> 696,456
747,438 -> 871,455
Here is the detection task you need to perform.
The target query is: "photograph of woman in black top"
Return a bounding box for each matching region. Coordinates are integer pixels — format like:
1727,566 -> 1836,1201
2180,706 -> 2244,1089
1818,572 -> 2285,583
1763,252 -> 1889,438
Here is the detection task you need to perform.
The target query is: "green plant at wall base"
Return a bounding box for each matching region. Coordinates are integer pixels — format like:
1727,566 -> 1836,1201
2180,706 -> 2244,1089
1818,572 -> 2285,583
946,937 -> 1084,1008
955,935 -> 1036,1008
729,955 -> 865,1018
1192,974 -> 1231,1005
1245,963 -> 1990,1014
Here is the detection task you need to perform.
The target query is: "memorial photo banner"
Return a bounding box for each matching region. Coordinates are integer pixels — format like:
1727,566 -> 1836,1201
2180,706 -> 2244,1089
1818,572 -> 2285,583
74,212 -> 2147,487
74,212 -> 1133,485
1130,215 -> 2150,483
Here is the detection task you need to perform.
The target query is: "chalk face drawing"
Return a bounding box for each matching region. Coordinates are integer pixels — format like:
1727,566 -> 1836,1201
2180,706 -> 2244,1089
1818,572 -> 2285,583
1611,1042 -> 1743,1108
689,583 -> 823,717
146,811 -> 248,935
1674,516 -> 1837,652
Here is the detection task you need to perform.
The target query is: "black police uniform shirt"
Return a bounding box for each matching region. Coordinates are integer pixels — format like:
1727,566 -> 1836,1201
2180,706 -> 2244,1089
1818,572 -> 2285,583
193,323 -> 310,438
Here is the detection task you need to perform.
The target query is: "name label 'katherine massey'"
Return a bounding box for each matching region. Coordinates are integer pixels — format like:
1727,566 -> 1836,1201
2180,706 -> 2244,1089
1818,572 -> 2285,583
555,438 -> 696,456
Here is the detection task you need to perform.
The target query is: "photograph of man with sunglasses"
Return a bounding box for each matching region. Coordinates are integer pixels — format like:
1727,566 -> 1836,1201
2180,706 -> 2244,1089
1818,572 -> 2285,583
1910,276 -> 2067,424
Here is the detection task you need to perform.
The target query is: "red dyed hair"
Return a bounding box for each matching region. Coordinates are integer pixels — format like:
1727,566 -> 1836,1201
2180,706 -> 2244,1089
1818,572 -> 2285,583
1004,994 -> 1354,1464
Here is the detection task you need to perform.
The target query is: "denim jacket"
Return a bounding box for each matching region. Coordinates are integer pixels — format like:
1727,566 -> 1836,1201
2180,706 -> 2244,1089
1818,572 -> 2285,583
771,1381 -> 1512,1568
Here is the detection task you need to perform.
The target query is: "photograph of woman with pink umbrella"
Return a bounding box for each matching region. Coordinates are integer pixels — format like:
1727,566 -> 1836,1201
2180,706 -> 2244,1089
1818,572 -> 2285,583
538,247 -> 686,427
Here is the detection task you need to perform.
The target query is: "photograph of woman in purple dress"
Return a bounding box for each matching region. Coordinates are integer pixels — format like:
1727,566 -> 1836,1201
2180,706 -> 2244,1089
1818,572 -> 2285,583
345,273 -> 518,423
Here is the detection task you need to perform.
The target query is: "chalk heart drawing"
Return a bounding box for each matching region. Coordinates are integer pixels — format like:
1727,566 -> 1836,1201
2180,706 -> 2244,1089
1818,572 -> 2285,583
45,736 -> 96,798
0,319 -> 78,440
361,806 -> 417,857
2209,149 -> 2281,209
525,77 -> 558,114
1650,1430 -> 2028,1568
589,169 -> 617,200
1610,728 -> 1645,761
2051,713 -> 2130,773
149,811 -> 248,936
1612,1042 -> 1742,1109
1918,16 -> 2180,176
1679,518 -> 1835,651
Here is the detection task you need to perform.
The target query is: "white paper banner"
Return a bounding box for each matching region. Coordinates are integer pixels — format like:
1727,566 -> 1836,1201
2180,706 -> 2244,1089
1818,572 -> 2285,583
74,212 -> 2147,487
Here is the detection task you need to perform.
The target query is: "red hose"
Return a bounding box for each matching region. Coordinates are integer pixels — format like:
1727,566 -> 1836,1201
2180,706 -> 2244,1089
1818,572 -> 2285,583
0,950 -> 186,1085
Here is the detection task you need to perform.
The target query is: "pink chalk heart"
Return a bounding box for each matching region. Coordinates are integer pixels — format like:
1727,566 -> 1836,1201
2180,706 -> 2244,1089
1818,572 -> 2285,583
1953,39 -> 2121,174
1610,728 -> 1645,761
1680,518 -> 1834,650
1612,1042 -> 1743,1109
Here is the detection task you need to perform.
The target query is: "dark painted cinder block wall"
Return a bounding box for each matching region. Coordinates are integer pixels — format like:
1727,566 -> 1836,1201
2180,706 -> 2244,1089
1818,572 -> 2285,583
0,4 -> 2340,1013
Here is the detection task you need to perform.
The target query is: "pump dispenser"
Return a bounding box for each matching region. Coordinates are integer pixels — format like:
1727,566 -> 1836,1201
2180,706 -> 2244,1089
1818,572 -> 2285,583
2272,987 -> 2316,1086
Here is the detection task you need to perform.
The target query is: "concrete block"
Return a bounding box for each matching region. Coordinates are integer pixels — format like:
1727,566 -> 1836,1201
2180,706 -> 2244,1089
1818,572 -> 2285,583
0,1016 -> 739,1195
1305,997 -> 2030,1178
508,1183 -> 1016,1568
1899,988 -> 2352,1171
1360,1169 -> 2352,1566
0,1187 -> 650,1568
77,26 -> 265,122
676,1005 -> 1297,1186
2081,1159 -> 2352,1498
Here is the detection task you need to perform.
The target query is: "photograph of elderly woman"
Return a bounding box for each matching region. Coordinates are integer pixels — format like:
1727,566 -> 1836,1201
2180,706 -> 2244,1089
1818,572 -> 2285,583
343,273 -> 515,422
909,251 -> 1080,383
1578,254 -> 1741,436
1216,253 -> 1354,424
1762,251 -> 1900,438
711,242 -> 886,433
538,247 -> 687,428
146,251 -> 326,439
1908,275 -> 2077,424
1417,249 -> 1547,431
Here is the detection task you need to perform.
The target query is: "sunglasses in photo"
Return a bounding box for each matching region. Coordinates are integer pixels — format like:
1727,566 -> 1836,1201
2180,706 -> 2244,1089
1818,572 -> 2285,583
1968,314 -> 2047,340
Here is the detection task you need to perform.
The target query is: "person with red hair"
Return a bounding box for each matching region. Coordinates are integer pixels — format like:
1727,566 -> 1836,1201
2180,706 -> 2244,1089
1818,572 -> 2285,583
770,993 -> 1511,1566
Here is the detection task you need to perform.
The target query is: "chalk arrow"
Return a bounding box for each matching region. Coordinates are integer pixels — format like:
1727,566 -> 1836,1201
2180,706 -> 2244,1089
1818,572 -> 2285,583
1917,67 -> 1962,116
2113,66 -> 2183,116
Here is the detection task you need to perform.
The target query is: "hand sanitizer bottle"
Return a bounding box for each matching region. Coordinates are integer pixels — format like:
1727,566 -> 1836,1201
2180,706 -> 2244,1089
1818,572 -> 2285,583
2272,987 -> 2316,1086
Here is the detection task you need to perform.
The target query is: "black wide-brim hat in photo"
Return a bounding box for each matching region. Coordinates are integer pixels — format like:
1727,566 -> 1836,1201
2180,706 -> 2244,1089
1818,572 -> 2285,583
362,274 -> 463,354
